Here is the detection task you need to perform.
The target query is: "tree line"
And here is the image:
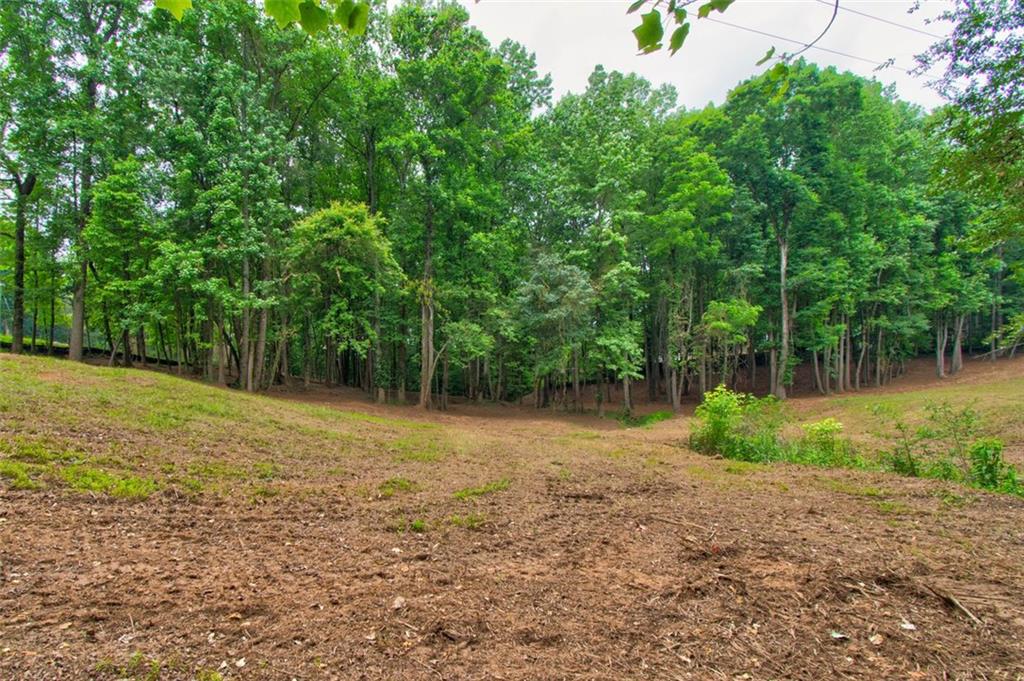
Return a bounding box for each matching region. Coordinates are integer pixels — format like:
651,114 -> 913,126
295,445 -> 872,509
1,0 -> 1021,413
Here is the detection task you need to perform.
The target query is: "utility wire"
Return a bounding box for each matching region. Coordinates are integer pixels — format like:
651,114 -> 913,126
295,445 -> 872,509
811,0 -> 945,39
787,0 -> 838,60
704,16 -> 925,75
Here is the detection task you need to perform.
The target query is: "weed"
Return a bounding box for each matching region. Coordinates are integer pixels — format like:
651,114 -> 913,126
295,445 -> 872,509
876,402 -> 1022,495
253,461 -> 278,480
378,477 -> 417,498
390,516 -> 428,533
187,460 -> 247,479
821,479 -> 888,497
453,478 -> 510,500
392,434 -> 444,462
723,461 -> 763,475
0,460 -> 43,489
196,670 -> 224,681
5,437 -> 80,464
61,466 -> 158,499
875,500 -> 913,515
448,513 -> 486,529
936,489 -> 970,507
251,484 -> 279,499
619,410 -> 674,428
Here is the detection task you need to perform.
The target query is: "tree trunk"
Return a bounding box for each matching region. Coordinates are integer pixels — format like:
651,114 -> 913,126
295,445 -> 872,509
240,256 -> 252,391
572,348 -> 581,413
254,304 -> 268,390
935,321 -> 948,378
11,176 -> 36,354
775,236 -> 789,399
418,181 -> 436,409
951,315 -> 965,374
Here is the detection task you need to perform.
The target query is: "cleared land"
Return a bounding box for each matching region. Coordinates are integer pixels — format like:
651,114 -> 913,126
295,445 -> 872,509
1,354 -> 1023,680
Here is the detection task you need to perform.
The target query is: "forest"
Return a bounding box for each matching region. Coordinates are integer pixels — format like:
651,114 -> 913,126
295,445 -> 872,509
1,0 -> 1022,414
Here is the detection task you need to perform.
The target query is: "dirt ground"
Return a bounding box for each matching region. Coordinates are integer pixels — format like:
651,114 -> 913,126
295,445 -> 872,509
1,355 -> 1024,680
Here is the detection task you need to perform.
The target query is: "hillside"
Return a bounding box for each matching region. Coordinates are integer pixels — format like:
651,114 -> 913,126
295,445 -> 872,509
1,354 -> 1024,679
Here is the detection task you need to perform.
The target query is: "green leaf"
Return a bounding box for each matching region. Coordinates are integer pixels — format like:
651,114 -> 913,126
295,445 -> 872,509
155,0 -> 192,21
345,2 -> 370,35
632,10 -> 664,53
265,0 -> 302,28
768,61 -> 789,80
334,0 -> 355,25
298,0 -> 330,34
627,0 -> 646,14
669,23 -> 690,55
697,0 -> 735,19
756,46 -> 776,66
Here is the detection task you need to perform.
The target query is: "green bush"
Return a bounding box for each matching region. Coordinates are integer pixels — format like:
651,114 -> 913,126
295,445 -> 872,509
689,385 -> 782,462
876,401 -> 1022,495
968,438 -> 1020,493
790,417 -> 865,468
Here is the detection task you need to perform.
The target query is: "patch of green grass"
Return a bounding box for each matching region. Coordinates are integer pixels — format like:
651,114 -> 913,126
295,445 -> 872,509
821,479 -> 890,497
187,460 -> 248,479
453,478 -> 510,500
253,461 -> 278,480
0,459 -> 44,490
874,500 -> 913,515
620,410 -> 674,428
724,461 -> 765,475
390,516 -> 428,533
61,465 -> 158,499
391,433 -> 446,462
935,489 -> 971,507
448,513 -> 486,529
4,437 -> 81,464
251,483 -> 279,499
378,477 -> 417,498
195,670 -> 224,681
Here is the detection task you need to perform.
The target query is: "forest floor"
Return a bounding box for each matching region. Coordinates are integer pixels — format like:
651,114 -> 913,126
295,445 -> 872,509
1,354 -> 1023,680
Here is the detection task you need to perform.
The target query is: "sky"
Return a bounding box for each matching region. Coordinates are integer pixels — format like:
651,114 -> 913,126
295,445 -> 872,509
455,0 -> 953,110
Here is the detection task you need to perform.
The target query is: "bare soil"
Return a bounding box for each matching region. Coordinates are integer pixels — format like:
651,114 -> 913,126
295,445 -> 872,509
2,356 -> 1024,680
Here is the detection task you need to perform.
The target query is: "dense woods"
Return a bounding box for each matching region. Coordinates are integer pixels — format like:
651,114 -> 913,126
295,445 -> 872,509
1,0 -> 1021,412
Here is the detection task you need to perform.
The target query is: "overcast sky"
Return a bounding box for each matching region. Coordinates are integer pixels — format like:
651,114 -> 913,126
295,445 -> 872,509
455,0 -> 952,110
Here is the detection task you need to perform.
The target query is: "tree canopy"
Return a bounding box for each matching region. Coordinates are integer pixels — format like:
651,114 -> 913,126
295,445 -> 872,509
1,0 -> 1021,411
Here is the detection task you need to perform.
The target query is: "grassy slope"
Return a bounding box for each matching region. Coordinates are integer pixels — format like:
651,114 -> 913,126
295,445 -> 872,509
786,369 -> 1024,465
0,354 -> 454,499
1,354 -> 1022,499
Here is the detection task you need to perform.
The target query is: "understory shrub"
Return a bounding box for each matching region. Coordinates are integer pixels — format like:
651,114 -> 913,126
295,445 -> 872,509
689,385 -> 783,462
875,401 -> 1022,495
688,389 -> 1021,496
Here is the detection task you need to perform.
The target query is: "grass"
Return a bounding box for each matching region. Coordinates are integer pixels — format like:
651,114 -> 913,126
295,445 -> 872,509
619,410 -> 675,428
875,500 -> 914,516
448,513 -> 486,529
453,478 -> 510,500
60,465 -> 158,499
378,477 -> 417,498
0,460 -> 43,489
820,479 -> 890,498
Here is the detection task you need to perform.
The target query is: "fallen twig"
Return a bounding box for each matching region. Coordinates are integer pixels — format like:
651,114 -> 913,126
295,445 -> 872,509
923,582 -> 983,626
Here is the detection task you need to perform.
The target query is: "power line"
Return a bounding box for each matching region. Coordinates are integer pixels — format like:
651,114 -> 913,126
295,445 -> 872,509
812,0 -> 945,39
704,16 -> 925,75
788,0 -> 838,60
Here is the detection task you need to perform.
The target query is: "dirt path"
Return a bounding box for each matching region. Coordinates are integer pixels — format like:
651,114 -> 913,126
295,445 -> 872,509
2,356 -> 1024,679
